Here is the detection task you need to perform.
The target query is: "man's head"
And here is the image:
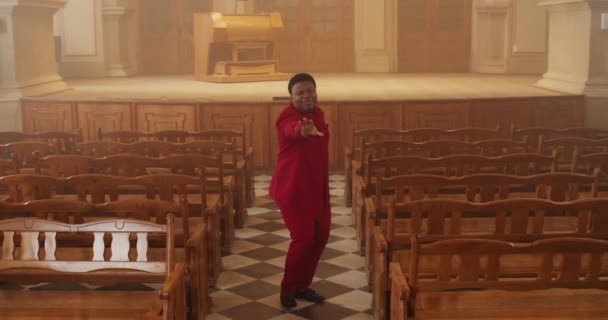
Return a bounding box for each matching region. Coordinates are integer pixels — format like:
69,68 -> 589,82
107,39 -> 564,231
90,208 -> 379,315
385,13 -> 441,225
288,73 -> 317,113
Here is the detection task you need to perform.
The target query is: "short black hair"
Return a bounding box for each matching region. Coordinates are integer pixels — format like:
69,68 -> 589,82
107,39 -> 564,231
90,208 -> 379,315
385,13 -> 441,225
288,73 -> 316,94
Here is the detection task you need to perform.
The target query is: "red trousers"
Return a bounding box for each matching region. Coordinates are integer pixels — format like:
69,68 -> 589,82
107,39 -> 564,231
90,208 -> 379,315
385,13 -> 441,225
281,210 -> 331,294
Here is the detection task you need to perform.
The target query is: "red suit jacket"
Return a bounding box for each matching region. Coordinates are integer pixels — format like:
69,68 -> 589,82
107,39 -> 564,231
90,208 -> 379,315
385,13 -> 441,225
269,103 -> 330,218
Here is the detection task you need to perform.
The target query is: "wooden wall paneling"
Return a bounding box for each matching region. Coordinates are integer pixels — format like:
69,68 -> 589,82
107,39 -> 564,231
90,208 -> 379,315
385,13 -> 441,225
469,98 -> 535,132
403,101 -> 469,129
135,103 -> 198,132
535,96 -> 585,128
77,102 -> 133,141
337,103 -> 403,168
21,101 -> 76,133
200,104 -> 269,169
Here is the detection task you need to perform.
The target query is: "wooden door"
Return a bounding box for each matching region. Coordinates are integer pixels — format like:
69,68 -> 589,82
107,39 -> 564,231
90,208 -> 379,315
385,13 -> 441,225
139,0 -> 211,74
255,0 -> 354,72
398,0 -> 471,72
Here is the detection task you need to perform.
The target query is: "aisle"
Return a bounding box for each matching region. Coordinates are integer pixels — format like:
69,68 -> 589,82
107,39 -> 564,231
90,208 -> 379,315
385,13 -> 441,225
207,173 -> 373,320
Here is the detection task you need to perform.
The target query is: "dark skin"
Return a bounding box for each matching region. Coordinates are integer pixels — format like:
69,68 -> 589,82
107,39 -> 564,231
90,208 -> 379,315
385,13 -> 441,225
290,81 -> 324,137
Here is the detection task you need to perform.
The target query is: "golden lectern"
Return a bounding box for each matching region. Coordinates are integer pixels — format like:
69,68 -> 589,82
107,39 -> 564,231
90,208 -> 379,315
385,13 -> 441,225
193,12 -> 291,83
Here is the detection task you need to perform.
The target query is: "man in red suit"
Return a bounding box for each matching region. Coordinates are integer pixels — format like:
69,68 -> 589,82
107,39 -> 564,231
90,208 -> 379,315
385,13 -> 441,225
269,73 -> 330,308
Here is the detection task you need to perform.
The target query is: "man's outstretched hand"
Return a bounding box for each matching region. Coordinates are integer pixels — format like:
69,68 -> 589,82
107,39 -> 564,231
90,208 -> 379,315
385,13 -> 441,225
298,118 -> 324,137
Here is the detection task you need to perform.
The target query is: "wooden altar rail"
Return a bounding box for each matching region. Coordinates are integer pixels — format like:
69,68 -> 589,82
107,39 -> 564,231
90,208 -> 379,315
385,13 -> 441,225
21,95 -> 584,170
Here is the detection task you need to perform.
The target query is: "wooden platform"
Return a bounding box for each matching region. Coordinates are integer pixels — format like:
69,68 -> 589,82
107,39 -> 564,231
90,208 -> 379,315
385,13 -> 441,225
24,73 -> 585,171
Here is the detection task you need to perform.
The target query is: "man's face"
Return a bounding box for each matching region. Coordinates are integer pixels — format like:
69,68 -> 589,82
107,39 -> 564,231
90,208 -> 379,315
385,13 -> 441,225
291,81 -> 317,113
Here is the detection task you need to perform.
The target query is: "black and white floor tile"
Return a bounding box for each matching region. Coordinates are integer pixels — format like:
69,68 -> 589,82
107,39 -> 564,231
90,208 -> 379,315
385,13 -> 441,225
206,173 -> 373,320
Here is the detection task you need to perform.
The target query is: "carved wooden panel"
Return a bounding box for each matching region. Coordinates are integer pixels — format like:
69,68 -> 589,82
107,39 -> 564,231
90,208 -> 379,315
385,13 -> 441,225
404,102 -> 468,129
470,99 -> 535,132
22,102 -> 75,133
135,104 -> 197,133
269,104 -> 338,170
337,103 -> 403,167
535,96 -> 584,128
200,104 -> 269,169
77,103 -> 133,141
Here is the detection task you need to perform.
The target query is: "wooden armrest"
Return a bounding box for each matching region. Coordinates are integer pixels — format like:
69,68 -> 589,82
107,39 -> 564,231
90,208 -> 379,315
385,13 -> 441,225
355,175 -> 367,192
236,159 -> 246,170
160,262 -> 186,300
390,262 -> 411,317
352,160 -> 361,174
365,197 -> 376,219
186,224 -> 207,248
245,147 -> 254,159
372,226 -> 388,252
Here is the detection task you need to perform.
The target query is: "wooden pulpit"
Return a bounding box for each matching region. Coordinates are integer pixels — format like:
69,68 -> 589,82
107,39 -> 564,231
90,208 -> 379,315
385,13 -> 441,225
193,12 -> 291,82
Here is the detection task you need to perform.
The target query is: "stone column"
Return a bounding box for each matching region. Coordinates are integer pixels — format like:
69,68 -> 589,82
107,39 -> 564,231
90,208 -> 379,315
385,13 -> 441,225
354,0 -> 398,72
536,0 -> 608,128
0,0 -> 68,130
102,0 -> 134,77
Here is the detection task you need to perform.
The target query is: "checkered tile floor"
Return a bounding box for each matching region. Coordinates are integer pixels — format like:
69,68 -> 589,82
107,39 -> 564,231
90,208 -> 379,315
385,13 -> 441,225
207,173 -> 373,320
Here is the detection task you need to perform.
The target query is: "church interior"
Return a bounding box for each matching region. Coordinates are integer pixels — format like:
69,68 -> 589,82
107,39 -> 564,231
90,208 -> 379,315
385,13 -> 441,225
1,0 -> 608,319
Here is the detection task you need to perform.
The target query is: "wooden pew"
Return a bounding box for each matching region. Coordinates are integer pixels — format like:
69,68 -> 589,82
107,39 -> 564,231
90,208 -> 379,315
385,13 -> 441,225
0,198 -> 209,319
365,171 -> 600,310
371,197 -> 608,319
0,210 -> 187,320
190,129 -> 255,208
94,153 -> 233,245
346,127 -> 503,206
36,152 -> 231,247
390,236 -> 608,319
538,136 -> 608,171
97,129 -> 152,143
79,139 -> 248,228
0,130 -> 81,154
1,142 -> 58,174
99,128 -> 256,208
353,153 -> 557,252
65,173 -> 222,289
75,141 -> 129,157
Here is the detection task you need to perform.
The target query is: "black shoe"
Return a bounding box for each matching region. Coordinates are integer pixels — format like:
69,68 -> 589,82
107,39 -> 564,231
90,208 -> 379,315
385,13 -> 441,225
295,288 -> 325,303
280,293 -> 297,308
